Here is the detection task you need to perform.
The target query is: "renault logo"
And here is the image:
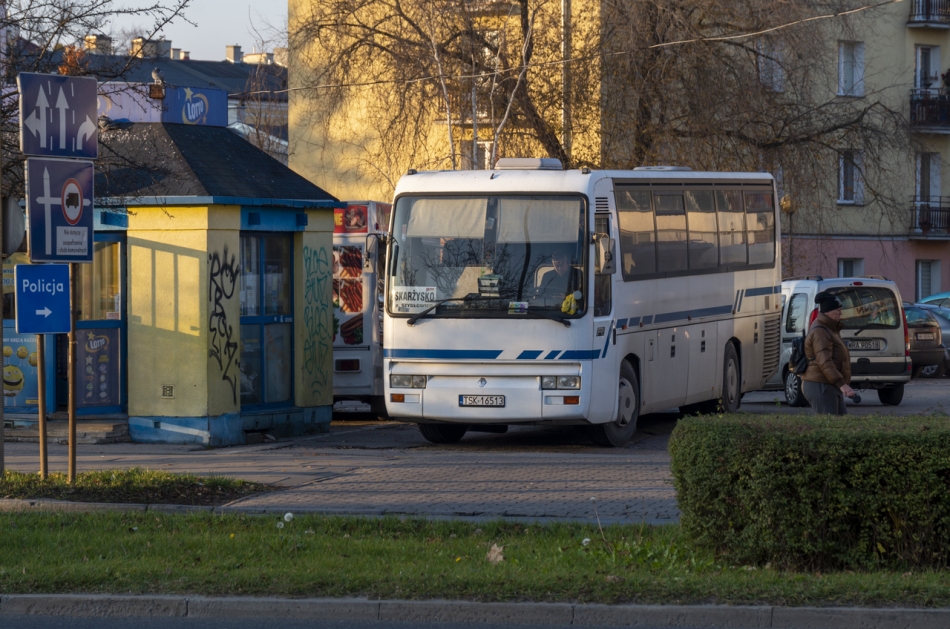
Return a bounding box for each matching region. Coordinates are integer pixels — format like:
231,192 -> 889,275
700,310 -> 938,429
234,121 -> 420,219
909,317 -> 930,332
478,378 -> 487,387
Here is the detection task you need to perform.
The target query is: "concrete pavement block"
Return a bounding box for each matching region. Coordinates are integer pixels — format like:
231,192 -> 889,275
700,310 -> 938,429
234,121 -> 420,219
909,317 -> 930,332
0,499 -> 145,513
0,594 -> 185,617
574,604 -> 772,627
187,596 -> 379,619
772,606 -> 950,629
379,600 -> 574,624
146,504 -> 214,514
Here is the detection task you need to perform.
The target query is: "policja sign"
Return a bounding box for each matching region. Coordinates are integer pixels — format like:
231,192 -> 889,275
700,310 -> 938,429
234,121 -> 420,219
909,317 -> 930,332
14,264 -> 71,334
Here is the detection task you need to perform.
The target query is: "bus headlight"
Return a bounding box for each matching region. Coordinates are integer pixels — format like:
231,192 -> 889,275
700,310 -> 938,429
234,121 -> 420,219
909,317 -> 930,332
558,376 -> 581,390
541,376 -> 557,390
390,374 -> 427,388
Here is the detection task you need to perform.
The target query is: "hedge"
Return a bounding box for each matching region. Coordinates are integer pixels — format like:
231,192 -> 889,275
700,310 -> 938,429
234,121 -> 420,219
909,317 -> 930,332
669,414 -> 950,570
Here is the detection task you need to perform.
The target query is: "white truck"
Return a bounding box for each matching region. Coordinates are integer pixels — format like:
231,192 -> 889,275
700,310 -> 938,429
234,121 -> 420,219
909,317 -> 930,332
332,201 -> 392,418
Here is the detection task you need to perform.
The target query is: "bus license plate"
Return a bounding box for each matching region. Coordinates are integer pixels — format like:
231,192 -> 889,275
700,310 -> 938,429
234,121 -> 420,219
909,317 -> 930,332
917,333 -> 935,341
847,339 -> 881,350
459,395 -> 505,407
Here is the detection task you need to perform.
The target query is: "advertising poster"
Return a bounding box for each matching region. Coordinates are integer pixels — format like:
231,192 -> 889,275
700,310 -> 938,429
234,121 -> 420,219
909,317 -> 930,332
334,205 -> 368,234
3,329 -> 38,408
76,328 -> 120,407
332,244 -> 365,347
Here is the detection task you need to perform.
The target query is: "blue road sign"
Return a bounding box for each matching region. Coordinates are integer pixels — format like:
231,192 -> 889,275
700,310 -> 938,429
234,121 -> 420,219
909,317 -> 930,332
14,264 -> 71,334
26,157 -> 94,263
18,72 -> 98,159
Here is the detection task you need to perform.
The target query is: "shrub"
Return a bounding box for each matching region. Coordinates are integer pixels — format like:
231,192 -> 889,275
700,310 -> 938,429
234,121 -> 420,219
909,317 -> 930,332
669,414 -> 950,570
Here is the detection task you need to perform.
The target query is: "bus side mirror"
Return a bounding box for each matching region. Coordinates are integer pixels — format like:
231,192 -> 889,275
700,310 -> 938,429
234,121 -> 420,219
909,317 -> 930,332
365,233 -> 379,273
594,233 -> 616,275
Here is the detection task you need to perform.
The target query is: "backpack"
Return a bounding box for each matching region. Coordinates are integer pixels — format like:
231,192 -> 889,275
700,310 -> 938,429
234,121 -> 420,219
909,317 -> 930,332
789,330 -> 809,375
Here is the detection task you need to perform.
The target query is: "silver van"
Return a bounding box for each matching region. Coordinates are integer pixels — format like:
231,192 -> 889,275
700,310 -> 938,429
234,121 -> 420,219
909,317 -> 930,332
763,276 -> 911,406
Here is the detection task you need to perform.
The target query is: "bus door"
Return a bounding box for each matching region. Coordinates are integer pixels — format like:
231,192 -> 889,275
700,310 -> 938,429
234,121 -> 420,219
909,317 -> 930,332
588,214 -> 619,422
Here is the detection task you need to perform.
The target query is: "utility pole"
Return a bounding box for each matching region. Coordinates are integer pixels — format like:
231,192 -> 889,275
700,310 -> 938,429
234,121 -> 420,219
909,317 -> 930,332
561,0 -> 572,164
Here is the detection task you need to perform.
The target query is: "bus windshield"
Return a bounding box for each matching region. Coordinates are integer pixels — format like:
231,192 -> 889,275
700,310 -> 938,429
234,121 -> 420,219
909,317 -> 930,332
388,195 -> 587,318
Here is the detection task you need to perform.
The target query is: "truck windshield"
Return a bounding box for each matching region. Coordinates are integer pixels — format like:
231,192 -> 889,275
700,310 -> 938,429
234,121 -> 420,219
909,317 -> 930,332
388,195 -> 587,319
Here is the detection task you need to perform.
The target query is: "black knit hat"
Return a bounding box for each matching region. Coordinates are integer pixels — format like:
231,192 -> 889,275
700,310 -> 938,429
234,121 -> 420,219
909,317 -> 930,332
815,291 -> 842,313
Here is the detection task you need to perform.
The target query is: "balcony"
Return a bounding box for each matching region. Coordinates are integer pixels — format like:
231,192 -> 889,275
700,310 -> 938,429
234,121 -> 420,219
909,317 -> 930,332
909,0 -> 950,27
910,198 -> 950,238
909,89 -> 950,132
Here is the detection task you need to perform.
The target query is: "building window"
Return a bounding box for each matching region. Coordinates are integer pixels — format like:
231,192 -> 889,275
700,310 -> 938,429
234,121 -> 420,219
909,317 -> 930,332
756,39 -> 785,92
916,45 -> 940,90
916,260 -> 942,301
837,258 -> 864,277
239,234 -> 293,407
838,41 -> 865,96
838,150 -> 864,204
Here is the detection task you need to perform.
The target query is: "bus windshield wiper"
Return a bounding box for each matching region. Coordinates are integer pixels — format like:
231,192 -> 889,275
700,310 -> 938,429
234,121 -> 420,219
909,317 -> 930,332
517,309 -> 572,327
406,293 -> 480,325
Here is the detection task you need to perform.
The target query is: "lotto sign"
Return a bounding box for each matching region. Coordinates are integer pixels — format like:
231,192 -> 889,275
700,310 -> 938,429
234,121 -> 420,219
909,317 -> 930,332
26,157 -> 94,263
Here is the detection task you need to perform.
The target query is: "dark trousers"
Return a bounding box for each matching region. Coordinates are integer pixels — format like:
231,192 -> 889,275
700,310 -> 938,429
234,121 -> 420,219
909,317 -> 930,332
802,380 -> 847,415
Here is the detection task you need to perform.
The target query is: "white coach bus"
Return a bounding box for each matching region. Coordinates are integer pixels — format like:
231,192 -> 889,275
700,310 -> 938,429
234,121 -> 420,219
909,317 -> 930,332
382,158 -> 782,446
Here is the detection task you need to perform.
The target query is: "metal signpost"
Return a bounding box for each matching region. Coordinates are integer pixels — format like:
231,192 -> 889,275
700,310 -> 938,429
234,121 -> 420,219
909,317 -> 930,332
15,264 -> 71,477
19,72 -> 97,482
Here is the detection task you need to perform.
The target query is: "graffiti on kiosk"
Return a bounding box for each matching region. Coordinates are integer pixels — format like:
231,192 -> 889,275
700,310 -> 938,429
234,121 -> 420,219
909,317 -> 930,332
303,245 -> 332,399
208,246 -> 241,404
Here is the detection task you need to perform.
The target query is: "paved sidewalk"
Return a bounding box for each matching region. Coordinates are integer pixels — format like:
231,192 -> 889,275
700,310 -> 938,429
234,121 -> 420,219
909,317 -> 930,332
2,594 -> 949,628
3,419 -> 679,524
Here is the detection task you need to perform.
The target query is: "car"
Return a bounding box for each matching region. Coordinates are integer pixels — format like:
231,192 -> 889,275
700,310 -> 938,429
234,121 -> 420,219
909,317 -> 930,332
919,291 -> 950,309
903,303 -> 945,378
764,276 -> 911,407
914,303 -> 950,378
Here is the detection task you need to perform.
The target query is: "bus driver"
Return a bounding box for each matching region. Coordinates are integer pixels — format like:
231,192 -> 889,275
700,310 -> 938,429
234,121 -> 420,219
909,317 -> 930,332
535,248 -> 582,302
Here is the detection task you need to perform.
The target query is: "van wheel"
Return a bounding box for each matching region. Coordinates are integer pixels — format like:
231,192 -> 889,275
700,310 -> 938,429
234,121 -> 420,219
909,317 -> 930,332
591,362 -> 639,447
418,423 -> 468,444
877,384 -> 904,406
370,396 -> 390,420
784,370 -> 808,407
721,343 -> 741,413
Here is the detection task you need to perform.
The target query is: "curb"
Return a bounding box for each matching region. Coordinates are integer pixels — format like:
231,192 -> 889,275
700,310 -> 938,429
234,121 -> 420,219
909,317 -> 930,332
2,595 -> 950,627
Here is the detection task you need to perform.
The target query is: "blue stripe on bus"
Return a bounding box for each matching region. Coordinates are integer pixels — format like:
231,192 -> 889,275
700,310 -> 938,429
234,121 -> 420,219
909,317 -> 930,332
616,318 -> 628,328
544,350 -> 562,360
516,350 -> 543,360
559,350 -> 601,360
601,321 -> 614,358
653,304 -> 733,324
383,349 -> 504,359
733,290 -> 742,313
628,316 -> 640,326
744,285 -> 781,297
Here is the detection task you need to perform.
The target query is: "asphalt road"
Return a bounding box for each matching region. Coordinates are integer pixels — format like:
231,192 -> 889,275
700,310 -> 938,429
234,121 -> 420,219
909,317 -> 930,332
1,618 -> 662,629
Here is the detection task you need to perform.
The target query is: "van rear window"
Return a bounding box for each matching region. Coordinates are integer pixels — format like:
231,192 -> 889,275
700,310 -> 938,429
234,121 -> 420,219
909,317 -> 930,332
827,287 -> 900,329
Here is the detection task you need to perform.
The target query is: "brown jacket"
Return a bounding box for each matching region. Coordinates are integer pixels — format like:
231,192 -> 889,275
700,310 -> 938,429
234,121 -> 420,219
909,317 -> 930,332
803,313 -> 852,387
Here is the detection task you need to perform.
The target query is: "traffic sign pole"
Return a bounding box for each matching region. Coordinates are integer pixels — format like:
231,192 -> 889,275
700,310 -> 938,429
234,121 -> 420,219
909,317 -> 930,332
37,335 -> 47,479
68,264 -> 76,483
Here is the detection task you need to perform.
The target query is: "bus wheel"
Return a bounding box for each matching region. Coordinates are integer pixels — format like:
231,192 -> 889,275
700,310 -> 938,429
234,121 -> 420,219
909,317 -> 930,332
721,343 -> 741,413
418,423 -> 468,444
591,361 -> 639,447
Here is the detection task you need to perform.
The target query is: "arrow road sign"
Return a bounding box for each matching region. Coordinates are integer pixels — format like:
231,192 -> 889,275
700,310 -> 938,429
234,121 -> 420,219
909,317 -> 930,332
18,73 -> 98,159
14,264 -> 71,334
26,157 -> 94,263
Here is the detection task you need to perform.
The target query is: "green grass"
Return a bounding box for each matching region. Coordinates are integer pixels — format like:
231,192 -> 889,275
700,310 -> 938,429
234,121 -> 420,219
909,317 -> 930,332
0,469 -> 273,506
2,512 -> 950,606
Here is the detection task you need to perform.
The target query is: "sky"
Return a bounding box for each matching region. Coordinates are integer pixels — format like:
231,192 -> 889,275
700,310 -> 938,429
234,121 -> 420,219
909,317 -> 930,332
110,0 -> 287,61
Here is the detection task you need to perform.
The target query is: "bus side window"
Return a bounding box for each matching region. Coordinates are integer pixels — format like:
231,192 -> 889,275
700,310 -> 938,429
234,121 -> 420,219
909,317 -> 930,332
685,190 -> 718,270
594,215 -> 612,316
745,192 -> 776,265
654,193 -> 688,274
716,190 -> 747,267
616,187 -> 657,279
